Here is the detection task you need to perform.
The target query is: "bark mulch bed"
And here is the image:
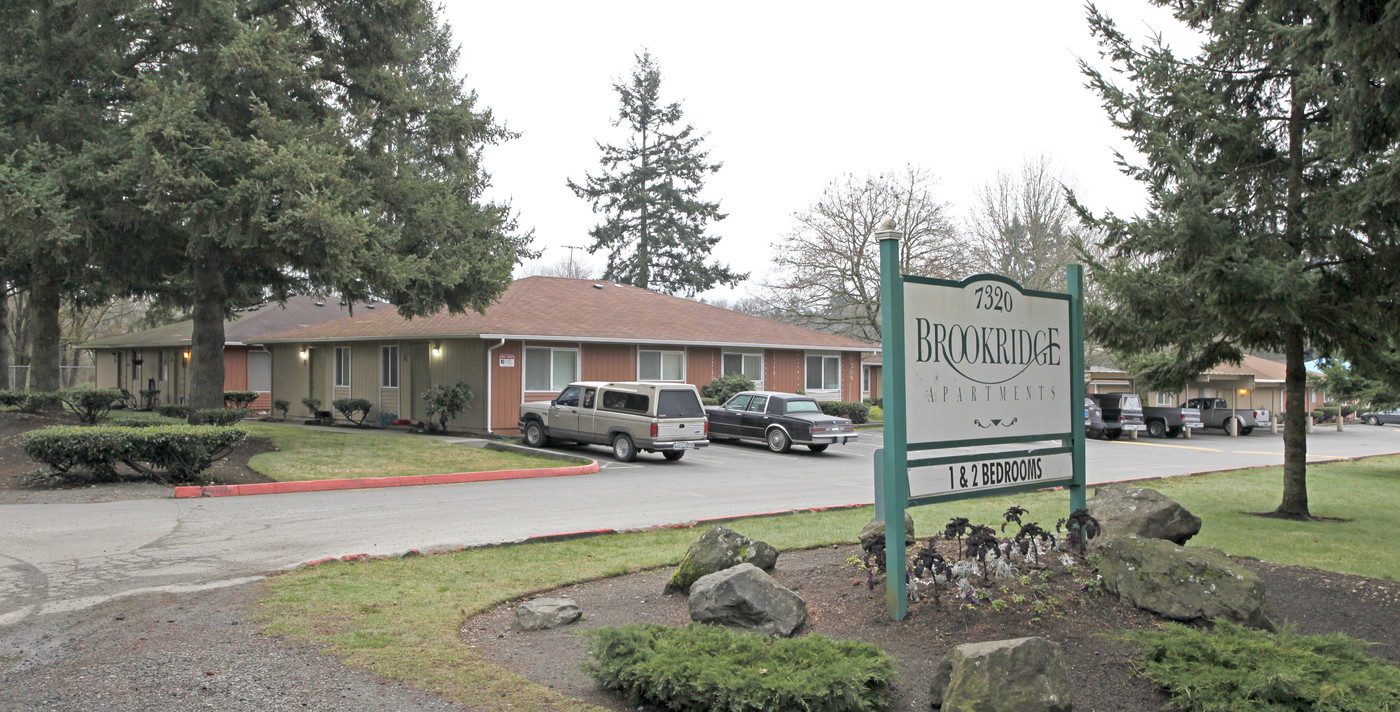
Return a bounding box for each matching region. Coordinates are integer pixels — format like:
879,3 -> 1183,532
0,410 -> 276,503
464,543 -> 1400,712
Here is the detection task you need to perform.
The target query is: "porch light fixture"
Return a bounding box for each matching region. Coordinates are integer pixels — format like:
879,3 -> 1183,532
299,347 -> 308,360
1237,388 -> 1249,395
182,351 -> 190,360
431,342 -> 441,357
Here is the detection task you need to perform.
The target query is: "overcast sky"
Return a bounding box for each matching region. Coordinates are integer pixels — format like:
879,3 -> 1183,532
445,1 -> 1198,301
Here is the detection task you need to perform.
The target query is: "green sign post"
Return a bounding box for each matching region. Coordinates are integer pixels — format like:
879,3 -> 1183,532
877,225 -> 1086,620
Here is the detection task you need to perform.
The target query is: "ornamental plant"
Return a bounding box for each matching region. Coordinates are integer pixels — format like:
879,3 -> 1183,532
421,382 -> 474,432
332,398 -> 373,426
59,388 -> 125,424
272,399 -> 290,421
223,390 -> 260,408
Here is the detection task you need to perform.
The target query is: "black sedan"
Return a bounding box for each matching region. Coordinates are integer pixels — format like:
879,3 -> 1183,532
705,391 -> 858,453
1360,409 -> 1400,426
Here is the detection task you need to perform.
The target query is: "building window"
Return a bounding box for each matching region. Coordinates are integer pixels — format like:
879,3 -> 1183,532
805,354 -> 840,391
639,350 -> 685,382
1155,391 -> 1175,406
381,345 -> 399,388
249,351 -> 272,393
861,366 -> 871,393
525,346 -> 578,392
722,352 -> 763,384
158,351 -> 168,382
334,347 -> 352,387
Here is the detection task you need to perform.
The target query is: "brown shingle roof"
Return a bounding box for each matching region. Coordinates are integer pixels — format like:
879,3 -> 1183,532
256,277 -> 877,351
81,296 -> 366,349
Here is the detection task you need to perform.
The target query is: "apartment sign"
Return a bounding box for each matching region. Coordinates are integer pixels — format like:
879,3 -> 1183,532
902,275 -> 1072,446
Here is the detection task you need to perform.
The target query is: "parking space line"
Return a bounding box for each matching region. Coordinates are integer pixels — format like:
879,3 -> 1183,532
1106,440 -> 1222,452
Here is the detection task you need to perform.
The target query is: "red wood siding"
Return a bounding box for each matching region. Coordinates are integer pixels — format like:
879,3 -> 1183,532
686,347 -> 721,389
490,340 -> 525,435
223,348 -> 248,390
766,350 -> 805,394
842,352 -> 861,401
582,343 -> 636,382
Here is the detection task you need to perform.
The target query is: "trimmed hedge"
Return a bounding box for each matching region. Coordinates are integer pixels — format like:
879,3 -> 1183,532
863,397 -> 883,408
332,397 -> 373,426
21,424 -> 247,483
701,397 -> 719,406
584,623 -> 897,712
224,390 -> 260,408
0,390 -> 61,413
818,400 -> 871,424
60,388 -> 126,424
197,408 -> 249,426
702,374 -> 755,404
156,404 -> 190,420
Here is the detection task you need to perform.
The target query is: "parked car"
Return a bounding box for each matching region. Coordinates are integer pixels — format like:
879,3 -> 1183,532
1185,397 -> 1268,435
1084,397 -> 1105,439
705,391 -> 857,453
1360,409 -> 1400,426
1089,393 -> 1146,440
518,381 -> 709,462
1141,404 -> 1203,438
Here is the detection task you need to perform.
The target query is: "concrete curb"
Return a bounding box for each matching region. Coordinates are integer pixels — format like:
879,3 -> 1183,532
173,459 -> 601,498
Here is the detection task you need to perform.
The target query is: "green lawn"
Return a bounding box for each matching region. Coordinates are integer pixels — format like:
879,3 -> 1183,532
238,422 -> 567,481
256,456 -> 1400,712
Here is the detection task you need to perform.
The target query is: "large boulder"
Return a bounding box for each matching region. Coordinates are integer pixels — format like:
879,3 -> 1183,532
1097,536 -> 1272,629
665,526 -> 778,595
929,636 -> 1071,712
513,597 -> 581,631
1088,485 -> 1201,544
688,563 -> 807,637
858,512 -> 916,548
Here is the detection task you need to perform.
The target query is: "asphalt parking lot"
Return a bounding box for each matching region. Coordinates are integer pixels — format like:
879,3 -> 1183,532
563,422 -> 1400,488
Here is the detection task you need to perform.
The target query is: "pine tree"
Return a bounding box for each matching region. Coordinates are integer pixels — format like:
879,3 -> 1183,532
1078,1 -> 1400,519
568,51 -> 744,297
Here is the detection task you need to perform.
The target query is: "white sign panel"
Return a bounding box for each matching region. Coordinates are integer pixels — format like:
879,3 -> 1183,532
908,452 -> 1074,498
499,354 -> 516,367
903,276 -> 1072,445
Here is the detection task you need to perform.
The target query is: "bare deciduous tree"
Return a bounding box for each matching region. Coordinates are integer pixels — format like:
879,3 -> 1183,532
521,255 -> 598,280
966,155 -> 1083,291
755,166 -> 966,343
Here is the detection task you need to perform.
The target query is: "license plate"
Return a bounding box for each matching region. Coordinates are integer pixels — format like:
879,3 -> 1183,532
1187,423 -> 1204,428
675,441 -> 694,449
1124,424 -> 1146,431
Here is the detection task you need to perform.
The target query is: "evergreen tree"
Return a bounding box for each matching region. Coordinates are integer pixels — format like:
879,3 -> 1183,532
568,51 -> 744,296
1078,1 -> 1400,519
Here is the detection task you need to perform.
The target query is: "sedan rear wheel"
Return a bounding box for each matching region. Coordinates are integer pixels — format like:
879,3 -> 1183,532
612,434 -> 637,462
1366,415 -> 1380,426
766,428 -> 792,453
807,443 -> 829,453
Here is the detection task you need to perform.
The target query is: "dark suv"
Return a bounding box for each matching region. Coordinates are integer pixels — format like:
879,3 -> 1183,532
1090,393 -> 1146,440
1084,397 -> 1106,439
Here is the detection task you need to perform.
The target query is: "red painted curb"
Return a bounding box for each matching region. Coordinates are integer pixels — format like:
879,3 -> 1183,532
173,460 -> 600,498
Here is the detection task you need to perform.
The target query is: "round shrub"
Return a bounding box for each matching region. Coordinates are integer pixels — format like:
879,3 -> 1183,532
156,404 -> 190,420
198,408 -> 249,426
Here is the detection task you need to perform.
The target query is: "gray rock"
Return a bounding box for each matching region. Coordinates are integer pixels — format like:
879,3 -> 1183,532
513,597 -> 581,631
930,636 -> 1071,712
687,563 -> 807,637
858,513 -> 916,548
1088,485 -> 1201,544
1098,536 -> 1272,629
664,526 -> 778,594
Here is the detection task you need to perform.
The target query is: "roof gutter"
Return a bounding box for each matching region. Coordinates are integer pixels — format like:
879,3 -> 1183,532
254,334 -> 877,352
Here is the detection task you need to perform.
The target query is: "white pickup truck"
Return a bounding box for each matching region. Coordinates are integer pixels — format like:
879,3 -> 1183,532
518,381 -> 710,462
1185,397 -> 1270,435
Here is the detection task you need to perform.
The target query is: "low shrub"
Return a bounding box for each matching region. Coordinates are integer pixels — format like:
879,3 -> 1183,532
702,374 -> 755,404
272,398 -> 291,421
156,404 -> 190,420
108,415 -> 182,428
224,390 -> 260,409
301,397 -> 322,415
332,398 -> 374,427
1,391 -> 62,413
863,397 -> 883,408
1118,621 -> 1400,712
0,390 -> 22,408
818,400 -> 871,424
59,388 -> 126,424
701,397 -> 719,406
197,408 -> 249,426
421,383 -> 473,431
20,424 -> 246,483
584,623 -> 897,712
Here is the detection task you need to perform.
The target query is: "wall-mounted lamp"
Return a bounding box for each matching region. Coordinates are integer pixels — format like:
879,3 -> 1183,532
182,351 -> 190,360
298,347 -> 308,360
1237,388 -> 1250,395
431,341 -> 441,357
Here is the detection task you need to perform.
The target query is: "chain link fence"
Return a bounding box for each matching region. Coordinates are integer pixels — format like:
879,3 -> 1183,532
6,366 -> 96,391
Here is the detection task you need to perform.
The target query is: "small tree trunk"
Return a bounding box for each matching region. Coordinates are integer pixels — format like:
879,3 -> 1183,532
0,273 -> 10,389
28,264 -> 62,393
1277,325 -> 1311,518
187,248 -> 228,421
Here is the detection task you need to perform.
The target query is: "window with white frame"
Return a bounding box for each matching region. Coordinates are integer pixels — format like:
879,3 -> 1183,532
380,345 -> 399,388
525,346 -> 578,392
1155,391 -> 1175,406
158,351 -> 168,382
249,351 -> 272,392
639,350 -> 685,382
861,365 -> 871,393
805,354 -> 840,392
334,347 -> 352,387
722,352 -> 763,384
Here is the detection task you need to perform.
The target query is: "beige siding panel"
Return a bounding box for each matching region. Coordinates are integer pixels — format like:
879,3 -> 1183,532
94,350 -> 117,390
270,344 -> 307,415
582,343 -> 635,383
350,343 -> 377,414
428,338 -> 488,430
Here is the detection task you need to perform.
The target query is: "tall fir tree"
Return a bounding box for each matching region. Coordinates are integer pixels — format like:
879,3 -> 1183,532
1078,0 -> 1400,519
568,51 -> 744,297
